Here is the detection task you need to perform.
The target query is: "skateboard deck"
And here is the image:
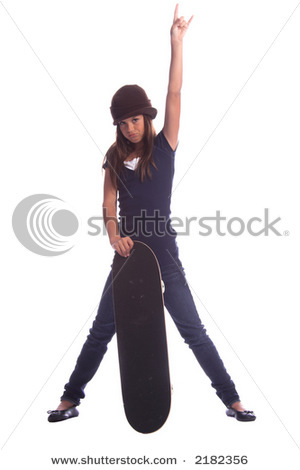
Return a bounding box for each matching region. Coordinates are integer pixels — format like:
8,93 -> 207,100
112,241 -> 171,434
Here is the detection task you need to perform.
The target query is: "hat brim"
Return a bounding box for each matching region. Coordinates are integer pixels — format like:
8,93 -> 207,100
113,107 -> 157,125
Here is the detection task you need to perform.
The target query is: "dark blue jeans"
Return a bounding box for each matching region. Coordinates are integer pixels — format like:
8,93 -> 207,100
61,261 -> 240,408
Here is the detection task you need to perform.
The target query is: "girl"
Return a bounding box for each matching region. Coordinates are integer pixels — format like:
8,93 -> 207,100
48,4 -> 255,423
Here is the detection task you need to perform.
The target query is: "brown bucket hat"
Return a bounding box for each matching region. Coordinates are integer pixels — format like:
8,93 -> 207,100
110,85 -> 157,125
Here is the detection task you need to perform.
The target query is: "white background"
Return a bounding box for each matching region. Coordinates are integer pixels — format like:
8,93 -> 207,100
1,0 -> 300,469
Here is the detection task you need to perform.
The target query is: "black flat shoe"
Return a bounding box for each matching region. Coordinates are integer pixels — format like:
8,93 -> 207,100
226,407 -> 256,422
47,405 -> 79,422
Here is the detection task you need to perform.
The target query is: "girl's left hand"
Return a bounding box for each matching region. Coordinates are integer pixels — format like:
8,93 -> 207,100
170,3 -> 193,43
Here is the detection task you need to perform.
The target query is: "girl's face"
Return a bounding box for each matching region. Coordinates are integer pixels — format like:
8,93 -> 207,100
119,115 -> 145,145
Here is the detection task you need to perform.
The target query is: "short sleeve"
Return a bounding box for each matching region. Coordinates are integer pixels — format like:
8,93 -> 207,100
154,130 -> 178,156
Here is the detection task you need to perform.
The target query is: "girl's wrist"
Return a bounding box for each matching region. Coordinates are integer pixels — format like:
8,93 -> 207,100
110,235 -> 121,247
170,37 -> 183,47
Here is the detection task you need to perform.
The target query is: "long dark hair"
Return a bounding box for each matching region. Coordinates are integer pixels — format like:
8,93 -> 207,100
104,115 -> 157,190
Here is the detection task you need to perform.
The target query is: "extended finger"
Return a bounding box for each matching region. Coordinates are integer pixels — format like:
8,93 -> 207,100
173,3 -> 179,22
187,15 -> 194,26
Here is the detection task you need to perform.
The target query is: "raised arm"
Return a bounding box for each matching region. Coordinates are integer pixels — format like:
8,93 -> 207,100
163,3 -> 193,151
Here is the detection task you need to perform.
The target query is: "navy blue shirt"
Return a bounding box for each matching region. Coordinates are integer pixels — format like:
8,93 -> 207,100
103,130 -> 179,267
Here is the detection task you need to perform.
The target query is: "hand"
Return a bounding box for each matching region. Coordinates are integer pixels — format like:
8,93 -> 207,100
111,236 -> 134,257
170,3 -> 193,43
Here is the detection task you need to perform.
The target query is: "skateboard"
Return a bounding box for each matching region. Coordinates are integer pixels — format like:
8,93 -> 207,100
112,241 -> 171,434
